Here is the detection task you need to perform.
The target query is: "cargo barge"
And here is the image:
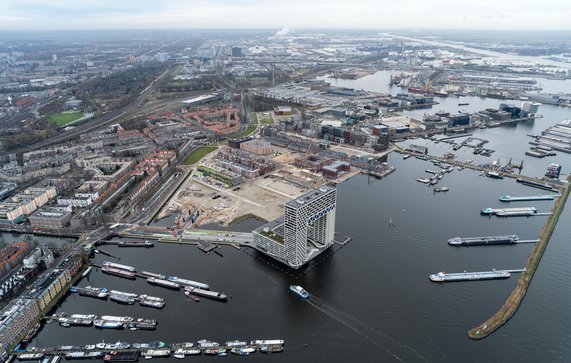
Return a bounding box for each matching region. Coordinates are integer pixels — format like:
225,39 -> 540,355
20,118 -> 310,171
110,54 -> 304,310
429,270 -> 511,282
184,286 -> 227,302
167,276 -> 210,290
448,235 -> 519,246
499,195 -> 556,202
147,277 -> 180,290
101,267 -> 136,280
102,262 -> 136,272
516,178 -> 558,191
480,207 -> 538,216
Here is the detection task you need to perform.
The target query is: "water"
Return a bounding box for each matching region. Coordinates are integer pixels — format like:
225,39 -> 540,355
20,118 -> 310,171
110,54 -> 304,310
27,151 -> 571,362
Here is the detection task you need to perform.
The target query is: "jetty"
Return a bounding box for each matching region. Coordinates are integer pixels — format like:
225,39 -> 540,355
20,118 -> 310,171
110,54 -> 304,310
468,178 -> 570,339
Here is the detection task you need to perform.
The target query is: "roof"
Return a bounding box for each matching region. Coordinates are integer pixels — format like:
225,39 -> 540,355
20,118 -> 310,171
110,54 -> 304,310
286,185 -> 335,209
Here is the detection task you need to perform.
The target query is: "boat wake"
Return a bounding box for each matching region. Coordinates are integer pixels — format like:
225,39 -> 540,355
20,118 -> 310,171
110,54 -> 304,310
306,295 -> 426,362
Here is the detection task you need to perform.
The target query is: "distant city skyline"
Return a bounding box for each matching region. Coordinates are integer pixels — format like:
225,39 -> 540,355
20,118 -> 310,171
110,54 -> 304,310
0,0 -> 570,31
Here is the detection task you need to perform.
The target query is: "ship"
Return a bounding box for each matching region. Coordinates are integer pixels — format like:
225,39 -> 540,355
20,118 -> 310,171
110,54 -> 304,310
260,345 -> 283,353
21,323 -> 41,343
434,187 -> 449,192
18,354 -> 45,360
118,240 -> 154,248
132,342 -> 166,350
110,290 -> 138,298
147,277 -> 180,290
93,320 -> 124,329
225,340 -> 247,347
251,339 -> 285,346
516,178 -> 557,191
102,262 -> 137,272
58,318 -> 93,327
184,286 -> 227,302
183,291 -> 200,302
99,315 -> 132,323
289,285 -> 309,299
230,347 -> 256,356
429,270 -> 511,282
499,195 -> 556,202
486,171 -> 503,179
138,295 -> 165,309
70,314 -> 97,320
72,287 -> 108,299
167,276 -> 210,290
448,235 -> 519,246
81,266 -> 92,278
173,349 -> 201,359
103,352 -> 139,362
480,207 -> 538,217
142,350 -> 170,358
102,267 -> 136,280
109,294 -> 136,305
141,271 -> 166,279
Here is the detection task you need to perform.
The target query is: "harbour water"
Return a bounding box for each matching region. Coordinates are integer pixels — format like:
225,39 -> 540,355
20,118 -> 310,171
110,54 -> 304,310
26,152 -> 571,362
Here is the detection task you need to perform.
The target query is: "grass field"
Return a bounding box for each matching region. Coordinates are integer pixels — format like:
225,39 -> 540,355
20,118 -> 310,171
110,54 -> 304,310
256,112 -> 274,125
233,125 -> 258,139
48,111 -> 84,126
183,146 -> 218,165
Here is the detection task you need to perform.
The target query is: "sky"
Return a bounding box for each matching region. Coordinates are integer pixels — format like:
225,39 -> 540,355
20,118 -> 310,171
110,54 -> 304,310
0,0 -> 570,31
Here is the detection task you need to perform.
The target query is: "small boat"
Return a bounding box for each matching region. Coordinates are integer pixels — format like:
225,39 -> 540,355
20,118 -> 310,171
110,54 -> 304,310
100,315 -> 133,323
93,320 -> 124,329
21,322 -> 41,343
132,342 -> 166,350
18,354 -> 45,360
70,314 -> 97,320
172,349 -> 200,358
142,350 -> 170,359
184,291 -> 200,302
225,340 -> 247,347
166,276 -> 209,290
81,266 -> 93,278
434,187 -> 449,192
184,286 -> 226,301
403,154 -> 412,160
289,285 -> 309,299
197,340 -> 219,348
260,345 -> 283,353
109,294 -> 136,305
147,277 -> 180,290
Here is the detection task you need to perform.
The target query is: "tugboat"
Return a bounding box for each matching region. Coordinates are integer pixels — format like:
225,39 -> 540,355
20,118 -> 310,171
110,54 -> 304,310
289,285 -> 309,299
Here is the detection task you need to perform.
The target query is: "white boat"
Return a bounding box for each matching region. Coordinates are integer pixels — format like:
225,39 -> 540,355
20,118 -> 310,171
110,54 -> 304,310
69,314 -> 97,320
184,286 -> 227,301
251,339 -> 285,346
81,266 -> 92,277
289,285 -> 309,299
93,320 -> 124,329
173,349 -> 200,357
110,290 -> 138,298
225,340 -> 247,347
102,261 -> 136,272
100,315 -> 133,322
142,350 -> 170,358
147,277 -> 180,290
167,276 -> 210,290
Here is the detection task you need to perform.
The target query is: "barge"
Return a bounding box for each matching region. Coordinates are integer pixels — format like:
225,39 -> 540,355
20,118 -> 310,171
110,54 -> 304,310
429,270 -> 511,282
499,195 -> 556,202
448,235 -> 519,246
480,207 -> 538,216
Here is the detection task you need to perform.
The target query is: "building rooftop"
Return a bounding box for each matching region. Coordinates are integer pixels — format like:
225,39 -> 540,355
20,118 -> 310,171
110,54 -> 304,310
286,185 -> 335,209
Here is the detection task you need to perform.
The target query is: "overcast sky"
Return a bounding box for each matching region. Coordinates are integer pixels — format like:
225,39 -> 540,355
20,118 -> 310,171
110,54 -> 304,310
0,0 -> 570,31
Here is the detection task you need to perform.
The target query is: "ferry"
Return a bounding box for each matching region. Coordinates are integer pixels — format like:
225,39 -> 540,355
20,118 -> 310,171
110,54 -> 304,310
100,315 -> 133,323
289,285 -> 309,299
81,266 -> 92,278
167,276 -> 210,290
102,262 -> 136,272
184,286 -> 227,302
429,270 -> 511,282
93,320 -> 124,329
147,277 -> 180,290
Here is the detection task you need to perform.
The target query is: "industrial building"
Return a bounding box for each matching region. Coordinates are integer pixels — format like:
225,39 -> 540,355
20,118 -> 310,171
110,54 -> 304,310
28,206 -> 73,229
253,186 -> 337,269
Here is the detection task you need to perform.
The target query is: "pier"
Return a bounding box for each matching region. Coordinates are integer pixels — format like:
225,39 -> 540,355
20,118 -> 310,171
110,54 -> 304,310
468,177 -> 571,340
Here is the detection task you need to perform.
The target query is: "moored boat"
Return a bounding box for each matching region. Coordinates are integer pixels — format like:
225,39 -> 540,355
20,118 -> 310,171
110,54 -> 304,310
93,320 -> 124,329
184,286 -> 226,301
102,262 -> 136,272
102,267 -> 136,280
21,322 -> 41,343
146,277 -> 180,290
100,315 -> 133,323
167,276 -> 209,290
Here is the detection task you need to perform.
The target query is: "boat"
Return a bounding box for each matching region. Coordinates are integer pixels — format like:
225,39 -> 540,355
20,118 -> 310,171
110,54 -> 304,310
140,271 -> 166,279
65,352 -> 87,360
260,345 -> 283,353
147,277 -> 180,290
109,294 -> 136,305
109,290 -> 138,298
138,295 -> 165,309
72,287 -> 108,299
225,340 -> 247,347
101,315 -> 133,323
486,171 -> 503,179
434,187 -> 449,192
403,154 -> 412,160
81,266 -> 93,278
204,348 -> 225,356
58,318 -> 92,327
230,347 -> 255,356
480,207 -> 538,217
499,195 -> 556,202
429,270 -> 511,282
184,286 -> 227,301
93,320 -> 124,329
458,103 -> 469,106
289,285 -> 309,299
18,354 -> 45,360
102,267 -> 136,280
184,291 -> 200,302
118,240 -> 154,248
416,178 -> 430,184
102,262 -> 136,272
142,350 -> 170,358
85,352 -> 105,359
173,349 -> 200,358
103,352 -> 139,362
448,235 -> 519,246
104,342 -> 130,350
127,320 -> 157,331
21,322 -> 41,343
197,340 -> 219,348
70,314 -> 97,320
84,286 -> 108,293
166,276 -> 209,290
132,342 -> 166,350
516,178 -> 557,191
251,339 -> 285,346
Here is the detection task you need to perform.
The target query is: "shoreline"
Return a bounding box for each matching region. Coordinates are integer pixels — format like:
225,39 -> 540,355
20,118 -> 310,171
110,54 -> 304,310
467,177 -> 571,340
